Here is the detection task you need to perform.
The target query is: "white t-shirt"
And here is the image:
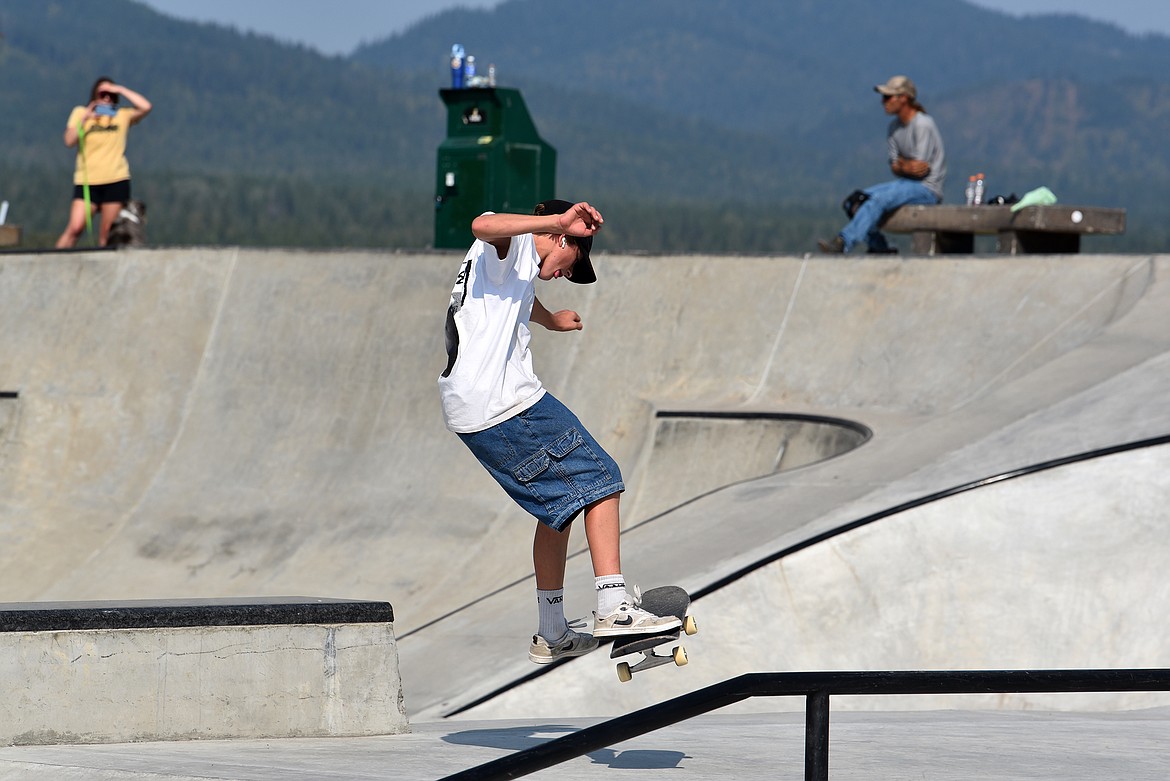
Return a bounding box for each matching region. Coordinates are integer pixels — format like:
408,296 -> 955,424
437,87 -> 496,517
438,229 -> 546,433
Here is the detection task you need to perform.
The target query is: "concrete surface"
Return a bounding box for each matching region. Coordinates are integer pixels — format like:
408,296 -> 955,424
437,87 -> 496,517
486,444 -> 1170,717
1,709 -> 1168,780
0,622 -> 408,745
3,248 -> 1170,775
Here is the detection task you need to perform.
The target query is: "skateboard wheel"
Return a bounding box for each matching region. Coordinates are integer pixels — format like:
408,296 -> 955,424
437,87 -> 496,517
684,615 -> 698,635
616,662 -> 633,683
673,646 -> 688,667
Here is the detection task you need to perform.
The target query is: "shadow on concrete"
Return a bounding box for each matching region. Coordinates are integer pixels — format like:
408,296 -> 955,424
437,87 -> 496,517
442,724 -> 688,769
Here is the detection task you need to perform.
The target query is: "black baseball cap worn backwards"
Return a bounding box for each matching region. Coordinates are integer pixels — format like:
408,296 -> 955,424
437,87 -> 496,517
533,199 -> 597,284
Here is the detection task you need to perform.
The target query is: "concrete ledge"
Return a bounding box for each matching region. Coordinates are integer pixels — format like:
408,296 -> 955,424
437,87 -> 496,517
0,597 -> 409,745
0,596 -> 394,632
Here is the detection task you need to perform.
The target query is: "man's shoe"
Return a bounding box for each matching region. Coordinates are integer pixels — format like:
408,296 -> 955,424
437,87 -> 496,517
528,624 -> 598,664
593,587 -> 683,638
817,236 -> 846,254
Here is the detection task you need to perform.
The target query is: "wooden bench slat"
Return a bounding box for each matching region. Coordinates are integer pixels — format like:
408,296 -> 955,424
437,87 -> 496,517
882,205 -> 1126,236
879,204 -> 1125,255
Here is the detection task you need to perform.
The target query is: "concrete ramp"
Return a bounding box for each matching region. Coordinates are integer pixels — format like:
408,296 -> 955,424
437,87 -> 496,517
483,442 -> 1170,717
2,250 -> 1168,723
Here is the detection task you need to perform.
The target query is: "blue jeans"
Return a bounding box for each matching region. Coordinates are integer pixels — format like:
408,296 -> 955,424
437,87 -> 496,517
840,179 -> 940,252
457,393 -> 624,531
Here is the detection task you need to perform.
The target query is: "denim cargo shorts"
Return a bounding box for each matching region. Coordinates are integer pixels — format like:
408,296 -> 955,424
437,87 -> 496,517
457,393 -> 624,531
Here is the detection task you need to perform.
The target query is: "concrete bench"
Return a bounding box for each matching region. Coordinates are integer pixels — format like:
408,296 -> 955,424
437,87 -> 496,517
881,204 -> 1126,255
0,596 -> 408,745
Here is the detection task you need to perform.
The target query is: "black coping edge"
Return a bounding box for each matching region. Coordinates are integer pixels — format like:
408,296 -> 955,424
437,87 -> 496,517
0,596 -> 393,632
655,410 -> 872,439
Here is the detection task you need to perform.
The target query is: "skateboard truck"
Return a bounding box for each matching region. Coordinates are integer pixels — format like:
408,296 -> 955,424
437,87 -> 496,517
615,614 -> 698,682
609,585 -> 698,683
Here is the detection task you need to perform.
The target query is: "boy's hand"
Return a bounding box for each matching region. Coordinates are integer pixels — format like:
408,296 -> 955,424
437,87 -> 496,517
532,297 -> 583,332
556,202 -> 604,237
546,309 -> 583,332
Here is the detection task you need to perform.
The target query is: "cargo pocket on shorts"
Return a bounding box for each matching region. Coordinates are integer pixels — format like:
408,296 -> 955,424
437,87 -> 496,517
512,428 -> 586,508
547,428 -> 584,461
514,449 -> 551,486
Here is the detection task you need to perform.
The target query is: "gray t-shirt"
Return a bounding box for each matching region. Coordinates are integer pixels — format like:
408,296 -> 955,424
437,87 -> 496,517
888,112 -> 946,200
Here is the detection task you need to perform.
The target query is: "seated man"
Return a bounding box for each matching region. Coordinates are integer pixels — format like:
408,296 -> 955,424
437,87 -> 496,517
819,75 -> 946,254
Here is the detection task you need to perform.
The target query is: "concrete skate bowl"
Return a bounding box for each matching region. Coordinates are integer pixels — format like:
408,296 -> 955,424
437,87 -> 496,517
469,435 -> 1170,719
3,249 -> 1169,723
629,411 -> 871,522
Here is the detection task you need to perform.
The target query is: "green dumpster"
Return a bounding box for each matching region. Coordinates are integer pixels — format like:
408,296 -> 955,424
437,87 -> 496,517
434,87 -> 557,249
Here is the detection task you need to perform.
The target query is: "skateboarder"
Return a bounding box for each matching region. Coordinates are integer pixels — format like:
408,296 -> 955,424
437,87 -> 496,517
439,199 -> 681,665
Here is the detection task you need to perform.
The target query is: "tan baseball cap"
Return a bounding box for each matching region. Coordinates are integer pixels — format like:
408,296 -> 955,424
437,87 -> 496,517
874,75 -> 917,100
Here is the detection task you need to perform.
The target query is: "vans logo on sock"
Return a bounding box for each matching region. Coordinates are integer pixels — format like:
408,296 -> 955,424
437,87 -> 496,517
597,583 -> 626,591
543,596 -> 563,605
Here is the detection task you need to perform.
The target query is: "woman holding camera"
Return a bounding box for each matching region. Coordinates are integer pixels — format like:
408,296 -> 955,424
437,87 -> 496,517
56,77 -> 152,248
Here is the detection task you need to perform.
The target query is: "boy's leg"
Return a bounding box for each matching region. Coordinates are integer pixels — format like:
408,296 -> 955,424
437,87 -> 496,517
584,494 -> 683,637
529,521 -> 597,663
582,495 -> 632,613
583,494 -> 621,577
533,522 -> 570,639
533,521 -> 570,590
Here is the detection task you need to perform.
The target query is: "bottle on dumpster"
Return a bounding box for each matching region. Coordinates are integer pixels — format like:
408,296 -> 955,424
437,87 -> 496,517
450,44 -> 465,88
488,63 -> 496,87
464,55 -> 476,85
973,173 -> 985,205
965,175 -> 976,206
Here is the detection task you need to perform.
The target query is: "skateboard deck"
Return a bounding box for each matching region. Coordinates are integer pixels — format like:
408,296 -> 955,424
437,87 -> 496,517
609,585 -> 697,682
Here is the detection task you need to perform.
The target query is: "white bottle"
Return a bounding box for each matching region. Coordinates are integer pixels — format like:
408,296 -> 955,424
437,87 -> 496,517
965,176 -> 976,206
973,173 -> 985,205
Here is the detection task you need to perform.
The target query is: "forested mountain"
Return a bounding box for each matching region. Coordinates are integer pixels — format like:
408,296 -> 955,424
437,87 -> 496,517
355,0 -> 1170,136
0,0 -> 1167,251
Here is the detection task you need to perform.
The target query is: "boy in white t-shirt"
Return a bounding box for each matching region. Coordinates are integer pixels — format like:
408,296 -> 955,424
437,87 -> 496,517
439,199 -> 681,664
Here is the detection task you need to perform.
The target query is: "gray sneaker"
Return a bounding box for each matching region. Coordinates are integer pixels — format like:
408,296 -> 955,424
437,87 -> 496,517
528,623 -> 599,664
593,586 -> 683,638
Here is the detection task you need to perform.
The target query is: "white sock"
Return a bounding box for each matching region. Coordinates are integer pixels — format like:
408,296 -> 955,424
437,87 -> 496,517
537,589 -> 568,642
595,575 -> 628,617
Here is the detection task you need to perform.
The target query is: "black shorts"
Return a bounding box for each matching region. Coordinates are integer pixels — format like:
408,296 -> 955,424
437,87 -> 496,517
73,180 -> 131,205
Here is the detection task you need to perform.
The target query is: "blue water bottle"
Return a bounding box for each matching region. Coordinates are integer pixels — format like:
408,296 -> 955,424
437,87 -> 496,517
450,44 -> 465,89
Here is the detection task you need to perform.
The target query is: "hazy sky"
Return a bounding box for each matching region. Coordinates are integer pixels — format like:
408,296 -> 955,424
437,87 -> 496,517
138,0 -> 502,56
137,0 -> 1170,56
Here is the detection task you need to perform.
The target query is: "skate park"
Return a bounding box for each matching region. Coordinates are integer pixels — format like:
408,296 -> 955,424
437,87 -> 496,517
1,245 -> 1169,778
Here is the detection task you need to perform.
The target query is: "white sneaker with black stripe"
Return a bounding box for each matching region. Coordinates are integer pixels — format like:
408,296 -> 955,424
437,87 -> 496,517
592,586 -> 683,638
528,622 -> 599,664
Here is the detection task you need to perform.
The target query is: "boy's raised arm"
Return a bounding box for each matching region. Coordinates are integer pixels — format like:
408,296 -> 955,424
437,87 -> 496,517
472,212 -> 558,242
471,202 -> 603,242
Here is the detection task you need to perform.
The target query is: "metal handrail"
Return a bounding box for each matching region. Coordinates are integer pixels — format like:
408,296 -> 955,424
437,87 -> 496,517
438,668 -> 1170,780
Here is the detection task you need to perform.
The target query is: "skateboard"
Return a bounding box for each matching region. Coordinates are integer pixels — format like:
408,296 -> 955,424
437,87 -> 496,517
609,585 -> 698,682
